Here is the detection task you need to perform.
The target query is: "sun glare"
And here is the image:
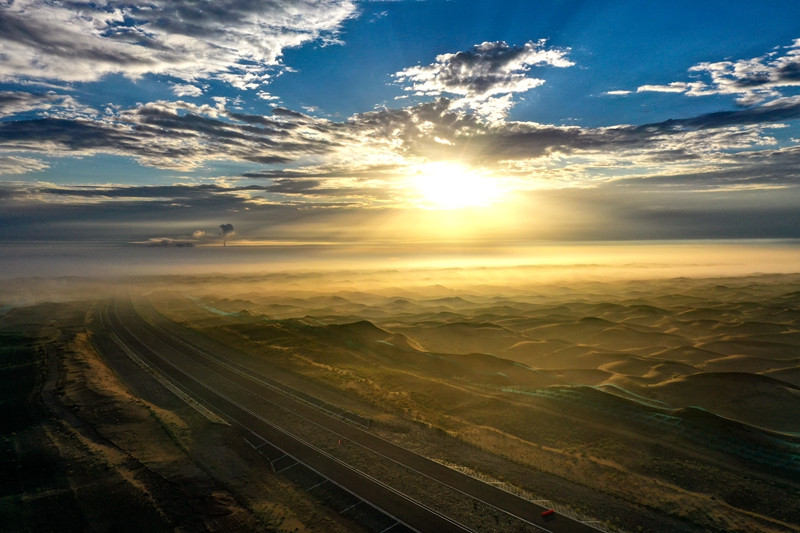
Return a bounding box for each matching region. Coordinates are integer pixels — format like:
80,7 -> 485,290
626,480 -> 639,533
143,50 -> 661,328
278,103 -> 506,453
411,162 -> 503,209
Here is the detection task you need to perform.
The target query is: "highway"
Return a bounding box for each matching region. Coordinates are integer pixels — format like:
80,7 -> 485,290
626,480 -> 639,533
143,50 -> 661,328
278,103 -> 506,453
100,296 -> 604,533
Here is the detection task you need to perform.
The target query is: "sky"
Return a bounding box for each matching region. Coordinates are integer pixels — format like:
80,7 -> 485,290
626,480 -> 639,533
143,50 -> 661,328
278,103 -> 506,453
1,0 -> 800,267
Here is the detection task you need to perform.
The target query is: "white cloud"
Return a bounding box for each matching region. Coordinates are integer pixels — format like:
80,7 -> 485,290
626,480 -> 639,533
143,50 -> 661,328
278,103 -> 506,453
638,82 -> 693,93
211,97 -> 228,110
394,40 -> 573,118
630,38 -> 800,105
171,84 -> 204,97
0,0 -> 357,88
257,91 -> 280,101
0,156 -> 49,175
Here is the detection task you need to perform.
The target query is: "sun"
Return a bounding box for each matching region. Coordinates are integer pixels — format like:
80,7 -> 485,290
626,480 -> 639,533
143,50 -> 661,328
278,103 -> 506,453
411,162 -> 503,209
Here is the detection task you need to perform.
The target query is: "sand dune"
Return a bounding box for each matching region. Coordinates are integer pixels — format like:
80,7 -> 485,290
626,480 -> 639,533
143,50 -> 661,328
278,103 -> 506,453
745,331 -> 800,346
675,308 -> 733,321
548,368 -> 614,385
647,372 -> 800,432
382,333 -> 428,352
697,339 -> 799,358
523,316 -> 616,343
504,338 -> 573,359
766,308 -> 800,323
393,322 -> 523,355
761,366 -> 800,387
326,320 -> 394,342
712,321 -> 796,335
700,354 -> 798,374
600,356 -> 667,377
172,273 -> 800,441
638,361 -> 701,383
127,270 -> 800,533
650,345 -> 723,364
587,325 -> 686,350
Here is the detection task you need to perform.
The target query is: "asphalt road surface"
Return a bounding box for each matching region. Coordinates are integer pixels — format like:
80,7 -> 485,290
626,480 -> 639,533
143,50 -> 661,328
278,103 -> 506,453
100,296 -> 604,533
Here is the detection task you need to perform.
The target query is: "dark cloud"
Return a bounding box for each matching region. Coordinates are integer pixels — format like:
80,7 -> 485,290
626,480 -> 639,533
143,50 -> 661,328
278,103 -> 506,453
0,118 -> 139,151
637,96 -> 800,131
630,205 -> 800,240
243,164 -> 400,180
0,100 -> 340,169
133,238 -> 196,247
265,179 -> 323,194
0,91 -> 70,117
271,107 -> 310,120
31,183 -> 251,199
0,181 -> 286,243
1,89 -> 798,177
259,178 -> 394,203
1,177 -> 392,211
2,179 -> 797,244
509,186 -> 800,241
611,145 -> 800,189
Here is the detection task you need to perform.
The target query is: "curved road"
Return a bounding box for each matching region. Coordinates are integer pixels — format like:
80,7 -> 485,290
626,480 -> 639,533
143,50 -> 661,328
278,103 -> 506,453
100,296 -> 603,533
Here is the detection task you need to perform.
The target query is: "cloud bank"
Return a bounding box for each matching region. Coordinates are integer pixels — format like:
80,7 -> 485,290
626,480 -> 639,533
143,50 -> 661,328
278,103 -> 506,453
0,0 -> 357,88
2,92 -> 800,186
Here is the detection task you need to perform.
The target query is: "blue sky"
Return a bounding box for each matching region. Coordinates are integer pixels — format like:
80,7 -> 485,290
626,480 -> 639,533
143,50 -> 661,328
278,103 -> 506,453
1,0 -> 800,250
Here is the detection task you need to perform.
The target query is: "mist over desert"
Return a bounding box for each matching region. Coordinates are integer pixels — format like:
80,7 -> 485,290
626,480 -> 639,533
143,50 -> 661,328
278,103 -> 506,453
2,251 -> 799,532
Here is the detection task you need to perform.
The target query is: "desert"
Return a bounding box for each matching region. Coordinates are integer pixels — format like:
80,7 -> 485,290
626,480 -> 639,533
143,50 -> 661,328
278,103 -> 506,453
1,268 -> 798,532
